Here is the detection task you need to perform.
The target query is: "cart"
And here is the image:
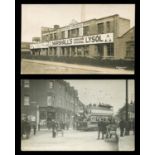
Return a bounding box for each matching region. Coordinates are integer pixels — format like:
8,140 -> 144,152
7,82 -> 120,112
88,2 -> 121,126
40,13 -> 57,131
106,124 -> 118,142
56,123 -> 64,136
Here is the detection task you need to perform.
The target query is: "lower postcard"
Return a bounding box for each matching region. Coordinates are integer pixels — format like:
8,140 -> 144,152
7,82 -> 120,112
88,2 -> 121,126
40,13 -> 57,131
20,79 -> 135,151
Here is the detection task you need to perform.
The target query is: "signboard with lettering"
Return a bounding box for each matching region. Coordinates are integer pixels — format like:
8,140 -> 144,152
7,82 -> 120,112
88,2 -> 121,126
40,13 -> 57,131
49,33 -> 113,47
30,33 -> 113,49
30,42 -> 48,49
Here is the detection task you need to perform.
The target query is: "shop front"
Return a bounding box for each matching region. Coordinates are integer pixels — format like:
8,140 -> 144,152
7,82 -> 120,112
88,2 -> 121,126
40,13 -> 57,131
96,43 -> 114,58
30,33 -> 114,58
39,106 -> 56,129
40,48 -> 48,56
38,106 -> 73,129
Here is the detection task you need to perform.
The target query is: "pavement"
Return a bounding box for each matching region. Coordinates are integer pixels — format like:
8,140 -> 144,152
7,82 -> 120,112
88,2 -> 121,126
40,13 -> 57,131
21,59 -> 134,74
21,129 -> 118,151
118,133 -> 135,151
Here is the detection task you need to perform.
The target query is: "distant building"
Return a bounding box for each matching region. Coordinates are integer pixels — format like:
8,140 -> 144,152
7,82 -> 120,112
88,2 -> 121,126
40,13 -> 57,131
116,27 -> 135,60
21,80 -> 84,129
32,37 -> 41,43
21,42 -> 31,55
116,101 -> 135,121
30,14 -> 135,60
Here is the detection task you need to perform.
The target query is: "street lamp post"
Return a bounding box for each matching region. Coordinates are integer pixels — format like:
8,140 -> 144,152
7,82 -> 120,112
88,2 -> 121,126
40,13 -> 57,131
36,104 -> 39,131
73,97 -> 76,130
125,80 -> 129,135
126,80 -> 128,122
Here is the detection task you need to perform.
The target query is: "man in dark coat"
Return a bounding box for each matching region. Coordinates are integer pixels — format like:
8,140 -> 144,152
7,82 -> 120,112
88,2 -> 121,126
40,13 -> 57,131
133,118 -> 135,135
125,121 -> 130,135
32,123 -> 36,135
21,119 -> 25,139
38,122 -> 41,131
51,119 -> 57,138
102,118 -> 107,139
119,119 -> 126,137
25,119 -> 31,139
97,119 -> 103,139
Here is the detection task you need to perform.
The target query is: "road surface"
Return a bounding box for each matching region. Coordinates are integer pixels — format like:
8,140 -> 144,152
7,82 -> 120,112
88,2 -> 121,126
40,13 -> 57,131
21,59 -> 134,74
21,129 -> 118,151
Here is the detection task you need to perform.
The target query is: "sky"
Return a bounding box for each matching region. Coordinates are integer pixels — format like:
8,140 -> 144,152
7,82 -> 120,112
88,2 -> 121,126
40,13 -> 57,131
66,80 -> 135,114
22,4 -> 135,42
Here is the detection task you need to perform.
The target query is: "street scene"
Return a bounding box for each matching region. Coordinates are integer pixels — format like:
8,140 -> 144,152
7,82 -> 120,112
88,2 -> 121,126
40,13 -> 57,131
21,4 -> 135,74
21,80 -> 135,151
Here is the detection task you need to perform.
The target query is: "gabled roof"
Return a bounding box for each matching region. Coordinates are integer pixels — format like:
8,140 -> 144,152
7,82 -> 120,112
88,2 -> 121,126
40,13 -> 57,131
119,26 -> 135,38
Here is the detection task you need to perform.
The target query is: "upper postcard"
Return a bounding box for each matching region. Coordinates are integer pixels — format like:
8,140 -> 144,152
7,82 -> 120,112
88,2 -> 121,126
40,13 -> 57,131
21,4 -> 135,74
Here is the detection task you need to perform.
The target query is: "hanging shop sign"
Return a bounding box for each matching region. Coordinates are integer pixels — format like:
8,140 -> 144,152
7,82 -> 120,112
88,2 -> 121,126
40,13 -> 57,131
30,33 -> 113,49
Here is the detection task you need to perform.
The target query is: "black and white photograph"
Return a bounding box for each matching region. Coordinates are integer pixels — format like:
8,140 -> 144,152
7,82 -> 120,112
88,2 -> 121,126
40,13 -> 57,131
21,4 -> 135,74
21,79 -> 135,151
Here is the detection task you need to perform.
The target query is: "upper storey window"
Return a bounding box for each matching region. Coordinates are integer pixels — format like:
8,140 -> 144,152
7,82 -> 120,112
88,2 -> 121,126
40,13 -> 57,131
24,80 -> 30,88
61,31 -> 65,39
106,21 -> 111,33
83,26 -> 89,36
49,81 -> 54,89
98,23 -> 104,34
68,28 -> 79,38
54,33 -> 57,40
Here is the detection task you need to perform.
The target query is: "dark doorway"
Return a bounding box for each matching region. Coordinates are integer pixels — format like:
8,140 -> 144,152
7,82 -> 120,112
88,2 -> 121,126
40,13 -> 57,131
97,44 -> 104,57
62,47 -> 65,56
67,48 -> 70,56
47,112 -> 55,130
47,112 -> 55,121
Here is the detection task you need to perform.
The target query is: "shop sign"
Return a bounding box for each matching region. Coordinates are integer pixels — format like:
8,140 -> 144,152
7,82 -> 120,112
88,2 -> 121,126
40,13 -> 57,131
31,33 -> 113,49
40,106 -> 55,112
30,42 -> 48,49
49,33 -> 113,47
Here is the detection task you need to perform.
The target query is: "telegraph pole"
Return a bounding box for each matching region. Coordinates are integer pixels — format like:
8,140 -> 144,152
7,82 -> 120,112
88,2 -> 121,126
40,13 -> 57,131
73,96 -> 76,130
125,80 -> 129,135
126,80 -> 128,122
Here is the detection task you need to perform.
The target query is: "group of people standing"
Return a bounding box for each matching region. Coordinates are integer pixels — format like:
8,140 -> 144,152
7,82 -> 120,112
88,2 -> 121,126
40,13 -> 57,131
119,118 -> 135,137
51,119 -> 66,138
97,118 -> 135,140
21,117 -> 69,139
97,118 -> 117,140
21,118 -> 36,139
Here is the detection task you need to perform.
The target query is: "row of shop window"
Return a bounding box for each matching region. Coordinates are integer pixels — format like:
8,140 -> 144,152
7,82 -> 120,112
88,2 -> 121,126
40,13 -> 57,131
32,46 -> 89,57
39,111 -> 72,124
32,44 -> 114,57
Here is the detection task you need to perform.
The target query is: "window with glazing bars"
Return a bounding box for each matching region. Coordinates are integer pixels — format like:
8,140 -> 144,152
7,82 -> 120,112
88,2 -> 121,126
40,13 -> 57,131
98,23 -> 104,34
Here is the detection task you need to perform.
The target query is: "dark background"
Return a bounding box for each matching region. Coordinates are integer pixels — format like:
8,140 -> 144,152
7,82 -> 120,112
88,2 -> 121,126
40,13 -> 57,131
15,0 -> 140,154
